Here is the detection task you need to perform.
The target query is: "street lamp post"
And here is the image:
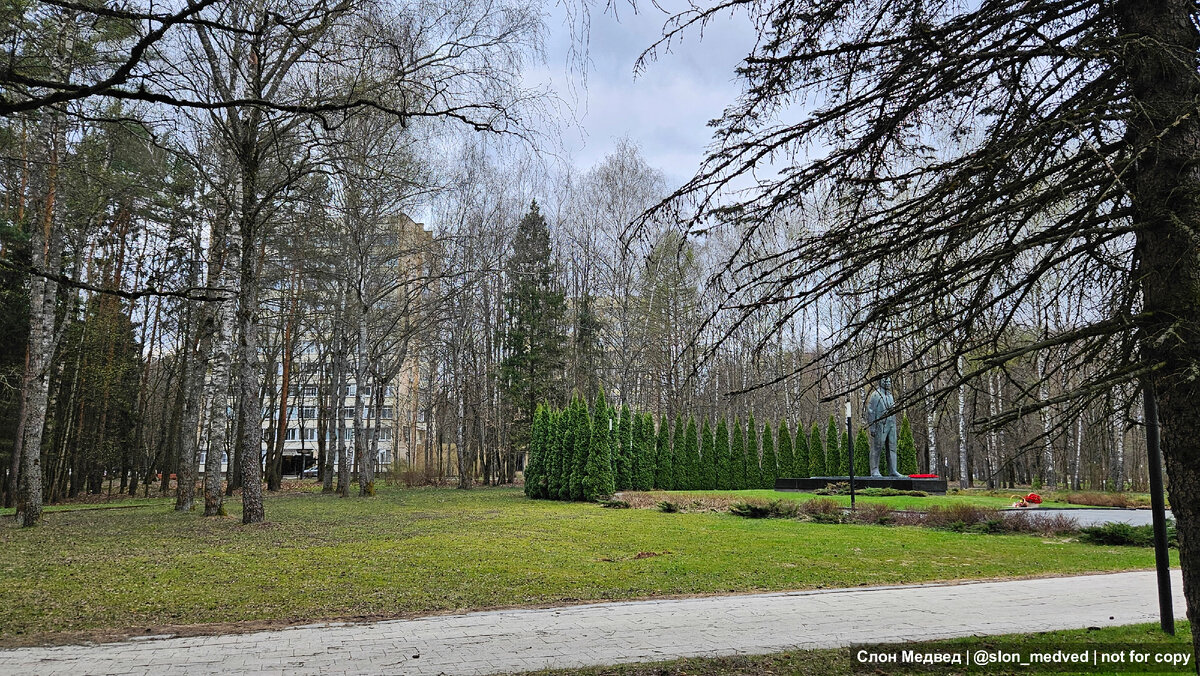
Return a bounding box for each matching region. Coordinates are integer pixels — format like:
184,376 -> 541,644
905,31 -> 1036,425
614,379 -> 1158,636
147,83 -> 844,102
846,398 -> 855,511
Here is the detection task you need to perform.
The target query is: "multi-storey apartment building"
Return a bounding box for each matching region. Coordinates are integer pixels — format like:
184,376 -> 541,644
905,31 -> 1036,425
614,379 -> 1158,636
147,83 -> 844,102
193,214 -> 433,480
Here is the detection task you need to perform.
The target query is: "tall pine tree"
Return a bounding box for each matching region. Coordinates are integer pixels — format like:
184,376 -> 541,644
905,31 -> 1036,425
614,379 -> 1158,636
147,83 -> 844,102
499,201 -> 567,481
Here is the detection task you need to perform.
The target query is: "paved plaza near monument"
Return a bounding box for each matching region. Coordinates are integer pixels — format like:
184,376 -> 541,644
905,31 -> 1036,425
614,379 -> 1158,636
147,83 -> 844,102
0,570 -> 1184,676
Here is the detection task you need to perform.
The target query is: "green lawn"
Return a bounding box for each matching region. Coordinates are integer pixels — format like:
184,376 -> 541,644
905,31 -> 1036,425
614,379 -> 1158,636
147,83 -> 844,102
517,622 -> 1193,675
0,486 -> 1173,642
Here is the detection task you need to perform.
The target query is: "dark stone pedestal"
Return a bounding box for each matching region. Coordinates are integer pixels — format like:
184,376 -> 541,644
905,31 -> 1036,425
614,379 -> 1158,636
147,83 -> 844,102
775,476 -> 949,494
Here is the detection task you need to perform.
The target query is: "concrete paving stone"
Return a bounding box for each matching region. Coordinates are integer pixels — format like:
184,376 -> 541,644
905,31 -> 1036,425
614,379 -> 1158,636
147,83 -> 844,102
0,571 -> 1187,676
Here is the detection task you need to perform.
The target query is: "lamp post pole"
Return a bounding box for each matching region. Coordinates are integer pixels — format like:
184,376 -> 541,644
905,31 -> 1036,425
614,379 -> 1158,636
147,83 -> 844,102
1143,381 -> 1174,635
846,399 -> 854,511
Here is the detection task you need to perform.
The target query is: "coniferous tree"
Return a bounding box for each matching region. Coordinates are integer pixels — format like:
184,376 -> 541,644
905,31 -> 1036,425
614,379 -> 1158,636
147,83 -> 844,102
828,415 -> 843,476
760,423 -> 777,488
809,422 -> 826,477
854,428 -> 871,477
654,414 -> 672,489
684,416 -> 700,489
638,412 -> 656,489
776,421 -> 794,479
550,407 -> 568,500
499,202 -> 568,480
616,404 -> 634,490
700,419 -> 716,489
715,418 -> 731,490
583,389 -> 616,501
793,423 -> 809,478
731,418 -> 747,489
524,404 -> 543,498
898,415 -> 918,475
671,414 -> 687,490
549,409 -> 565,499
570,398 -> 589,501
745,414 -> 760,488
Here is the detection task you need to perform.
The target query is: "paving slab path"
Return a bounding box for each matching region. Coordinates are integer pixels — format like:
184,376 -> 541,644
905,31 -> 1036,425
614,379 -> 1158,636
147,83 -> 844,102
0,570 -> 1185,676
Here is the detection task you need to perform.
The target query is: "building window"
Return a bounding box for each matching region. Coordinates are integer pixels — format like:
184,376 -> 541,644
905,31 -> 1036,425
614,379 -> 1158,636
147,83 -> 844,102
379,427 -> 392,441
381,406 -> 393,419
298,406 -> 317,419
285,428 -> 298,441
302,428 -> 317,441
302,385 -> 318,398
342,407 -> 355,419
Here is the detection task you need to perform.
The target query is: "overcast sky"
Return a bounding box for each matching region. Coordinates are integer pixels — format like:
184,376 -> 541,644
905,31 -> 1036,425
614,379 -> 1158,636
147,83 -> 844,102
534,1 -> 759,186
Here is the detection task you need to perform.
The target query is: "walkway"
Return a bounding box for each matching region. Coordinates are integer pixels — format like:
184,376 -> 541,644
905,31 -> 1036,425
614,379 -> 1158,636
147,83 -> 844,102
0,570 -> 1185,676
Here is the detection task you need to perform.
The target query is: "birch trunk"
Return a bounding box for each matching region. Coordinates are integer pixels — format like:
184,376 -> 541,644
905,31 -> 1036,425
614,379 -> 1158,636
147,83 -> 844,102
956,354 -> 967,489
1037,353 -> 1056,488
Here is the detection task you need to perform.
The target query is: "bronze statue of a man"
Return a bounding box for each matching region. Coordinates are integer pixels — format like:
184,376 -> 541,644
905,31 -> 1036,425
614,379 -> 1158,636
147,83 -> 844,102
866,377 -> 904,477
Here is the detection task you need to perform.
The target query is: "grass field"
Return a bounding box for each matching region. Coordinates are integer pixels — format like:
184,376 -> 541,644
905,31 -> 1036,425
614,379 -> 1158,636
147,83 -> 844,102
518,622 -> 1194,675
0,486 -> 1173,643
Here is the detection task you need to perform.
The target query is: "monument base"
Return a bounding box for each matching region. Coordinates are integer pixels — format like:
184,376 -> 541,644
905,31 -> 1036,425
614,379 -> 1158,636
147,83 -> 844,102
775,476 -> 949,494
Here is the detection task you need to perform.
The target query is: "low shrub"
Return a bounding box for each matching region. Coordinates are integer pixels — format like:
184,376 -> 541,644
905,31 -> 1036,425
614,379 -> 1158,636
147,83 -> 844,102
1060,492 -> 1149,508
847,502 -> 894,525
814,482 -> 851,496
800,497 -> 844,523
657,500 -> 681,513
1077,521 -> 1176,547
923,504 -> 1001,530
730,499 -> 801,519
600,499 -> 631,509
858,488 -> 928,497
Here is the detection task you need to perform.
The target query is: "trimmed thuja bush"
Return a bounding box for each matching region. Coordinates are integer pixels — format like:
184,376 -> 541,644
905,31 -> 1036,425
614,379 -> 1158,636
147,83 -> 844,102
684,416 -> 700,490
715,418 -> 731,490
809,421 -> 825,477
701,419 -> 716,489
760,423 -> 778,489
616,404 -> 633,491
828,415 -> 844,476
793,423 -> 809,478
731,418 -> 747,490
654,415 -> 672,489
898,415 -> 918,475
854,428 -> 870,476
746,414 -> 761,488
583,390 -> 616,501
570,397 -> 589,501
671,414 -> 687,490
776,421 -> 794,479
524,404 -> 546,499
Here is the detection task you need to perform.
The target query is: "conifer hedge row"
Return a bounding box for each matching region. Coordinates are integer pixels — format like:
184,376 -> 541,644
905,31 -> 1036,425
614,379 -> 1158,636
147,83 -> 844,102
523,399 -> 922,501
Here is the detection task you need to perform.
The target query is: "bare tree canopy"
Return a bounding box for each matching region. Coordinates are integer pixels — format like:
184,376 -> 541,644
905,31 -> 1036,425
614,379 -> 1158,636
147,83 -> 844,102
641,0 -> 1200,656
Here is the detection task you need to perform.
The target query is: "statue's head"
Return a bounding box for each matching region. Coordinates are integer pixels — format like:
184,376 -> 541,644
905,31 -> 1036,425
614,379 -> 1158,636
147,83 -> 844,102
880,376 -> 892,393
